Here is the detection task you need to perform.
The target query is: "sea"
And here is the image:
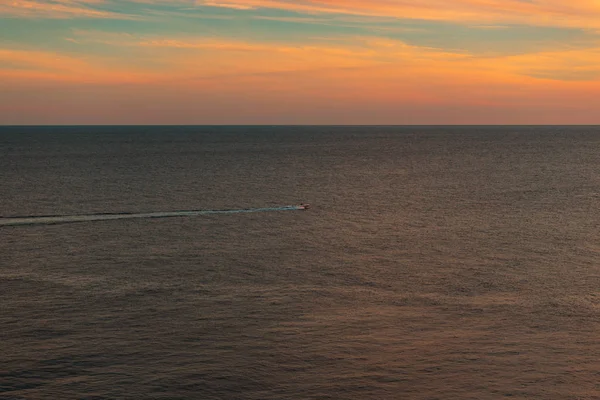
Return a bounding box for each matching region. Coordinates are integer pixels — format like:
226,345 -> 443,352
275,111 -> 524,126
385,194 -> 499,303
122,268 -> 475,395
1,126 -> 598,399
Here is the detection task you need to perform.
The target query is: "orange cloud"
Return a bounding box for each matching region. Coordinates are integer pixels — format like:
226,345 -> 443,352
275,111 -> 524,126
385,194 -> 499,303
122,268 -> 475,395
3,31 -> 600,124
4,0 -> 600,29
0,0 -> 131,19
7,27 -> 600,86
195,0 -> 600,29
0,48 -> 160,84
201,1 -> 255,10
61,29 -> 600,82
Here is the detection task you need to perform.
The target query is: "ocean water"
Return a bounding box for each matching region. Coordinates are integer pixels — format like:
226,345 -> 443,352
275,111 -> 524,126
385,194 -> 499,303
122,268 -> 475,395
1,126 -> 599,399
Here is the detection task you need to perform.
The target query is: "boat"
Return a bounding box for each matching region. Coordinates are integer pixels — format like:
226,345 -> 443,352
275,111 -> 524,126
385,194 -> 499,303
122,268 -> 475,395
299,203 -> 310,210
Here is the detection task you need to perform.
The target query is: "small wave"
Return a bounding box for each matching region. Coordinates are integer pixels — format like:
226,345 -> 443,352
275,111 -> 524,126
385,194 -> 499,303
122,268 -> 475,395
0,206 -> 303,227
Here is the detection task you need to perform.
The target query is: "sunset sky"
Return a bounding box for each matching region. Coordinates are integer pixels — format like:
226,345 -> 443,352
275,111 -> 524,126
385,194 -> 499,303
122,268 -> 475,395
2,0 -> 600,124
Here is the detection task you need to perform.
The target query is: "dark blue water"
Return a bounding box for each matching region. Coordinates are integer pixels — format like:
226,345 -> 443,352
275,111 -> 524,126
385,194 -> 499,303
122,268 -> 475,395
1,126 -> 599,399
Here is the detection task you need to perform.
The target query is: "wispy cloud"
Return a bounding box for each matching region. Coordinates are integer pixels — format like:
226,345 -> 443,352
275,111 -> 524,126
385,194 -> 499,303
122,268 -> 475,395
501,46 -> 600,81
192,0 -> 600,29
0,0 -> 131,19
0,47 -> 160,83
200,1 -> 255,10
4,0 -> 600,29
47,29 -> 600,84
3,1 -> 600,124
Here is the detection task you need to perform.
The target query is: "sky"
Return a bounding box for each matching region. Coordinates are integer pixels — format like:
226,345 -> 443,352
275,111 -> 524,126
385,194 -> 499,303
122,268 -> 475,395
1,0 -> 600,125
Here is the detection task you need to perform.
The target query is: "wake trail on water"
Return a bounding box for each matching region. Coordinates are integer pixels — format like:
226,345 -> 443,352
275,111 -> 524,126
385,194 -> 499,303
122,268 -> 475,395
0,206 -> 303,227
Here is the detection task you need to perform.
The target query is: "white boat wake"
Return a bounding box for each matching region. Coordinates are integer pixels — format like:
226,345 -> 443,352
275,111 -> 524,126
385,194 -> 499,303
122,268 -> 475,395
0,206 -> 304,227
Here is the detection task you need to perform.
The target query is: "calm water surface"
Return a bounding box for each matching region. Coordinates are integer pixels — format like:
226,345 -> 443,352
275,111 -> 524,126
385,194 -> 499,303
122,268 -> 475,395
1,126 -> 599,399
